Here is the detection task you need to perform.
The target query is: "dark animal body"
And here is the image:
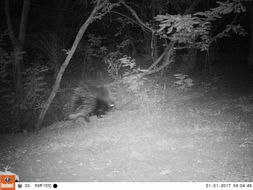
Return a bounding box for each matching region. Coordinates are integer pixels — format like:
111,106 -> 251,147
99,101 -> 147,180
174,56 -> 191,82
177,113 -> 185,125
68,83 -> 114,121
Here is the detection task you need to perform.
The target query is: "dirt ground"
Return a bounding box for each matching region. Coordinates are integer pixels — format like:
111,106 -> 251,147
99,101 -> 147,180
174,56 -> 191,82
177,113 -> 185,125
0,86 -> 253,182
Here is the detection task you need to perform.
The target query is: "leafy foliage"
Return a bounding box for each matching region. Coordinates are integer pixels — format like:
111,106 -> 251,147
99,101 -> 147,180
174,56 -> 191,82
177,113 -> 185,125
23,65 -> 48,110
84,34 -> 107,62
120,56 -> 144,93
0,32 -> 13,94
0,32 -> 48,131
35,33 -> 65,76
104,51 -> 123,81
104,38 -> 137,81
0,32 -> 14,106
156,14 -> 210,51
155,0 -> 248,51
105,50 -> 145,100
105,52 -> 140,79
76,34 -> 108,73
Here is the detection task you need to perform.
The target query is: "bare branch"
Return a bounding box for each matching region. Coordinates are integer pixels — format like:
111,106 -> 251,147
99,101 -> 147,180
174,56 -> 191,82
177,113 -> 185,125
4,0 -> 19,48
111,11 -> 150,33
19,0 -> 30,48
147,41 -> 176,74
184,0 -> 201,14
120,0 -> 154,33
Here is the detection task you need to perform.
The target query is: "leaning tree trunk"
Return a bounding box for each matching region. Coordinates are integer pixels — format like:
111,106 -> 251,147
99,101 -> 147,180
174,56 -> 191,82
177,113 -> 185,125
36,0 -> 118,129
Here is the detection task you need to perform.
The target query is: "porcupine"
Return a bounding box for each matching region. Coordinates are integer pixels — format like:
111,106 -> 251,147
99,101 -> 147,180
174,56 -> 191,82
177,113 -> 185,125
68,83 -> 115,122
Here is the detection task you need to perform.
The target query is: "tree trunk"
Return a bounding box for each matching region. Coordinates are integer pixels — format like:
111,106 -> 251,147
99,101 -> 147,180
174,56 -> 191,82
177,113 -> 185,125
126,25 -> 137,57
151,32 -> 158,62
186,48 -> 197,73
183,0 -> 201,73
36,0 -> 117,129
4,0 -> 30,129
151,0 -> 158,62
143,32 -> 151,55
248,1 -> 253,70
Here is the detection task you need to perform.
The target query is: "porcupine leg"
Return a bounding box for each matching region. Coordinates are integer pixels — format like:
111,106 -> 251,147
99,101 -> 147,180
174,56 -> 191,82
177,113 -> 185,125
68,105 -> 90,122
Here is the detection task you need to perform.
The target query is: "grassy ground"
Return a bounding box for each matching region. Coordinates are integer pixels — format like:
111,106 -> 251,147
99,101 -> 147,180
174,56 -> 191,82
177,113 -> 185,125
0,77 -> 253,182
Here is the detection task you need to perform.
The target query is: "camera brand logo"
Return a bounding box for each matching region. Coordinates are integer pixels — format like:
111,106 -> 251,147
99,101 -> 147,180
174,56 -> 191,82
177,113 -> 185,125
0,175 -> 16,190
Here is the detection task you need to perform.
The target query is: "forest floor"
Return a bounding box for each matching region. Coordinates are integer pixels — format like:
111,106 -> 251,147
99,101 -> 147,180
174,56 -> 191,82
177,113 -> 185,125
0,78 -> 253,182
